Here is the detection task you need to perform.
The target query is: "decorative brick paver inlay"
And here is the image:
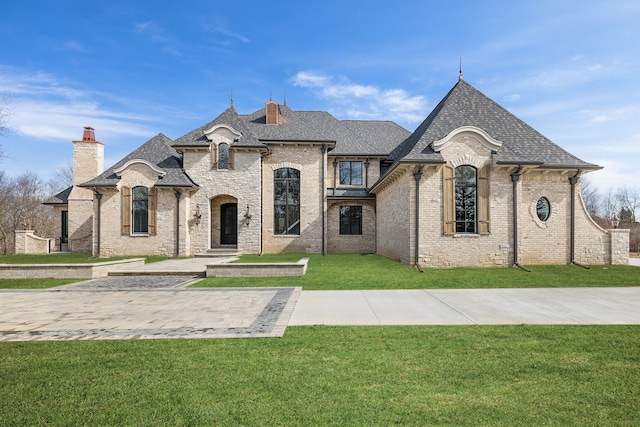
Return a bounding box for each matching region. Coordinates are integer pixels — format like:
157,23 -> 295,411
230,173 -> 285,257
0,286 -> 300,342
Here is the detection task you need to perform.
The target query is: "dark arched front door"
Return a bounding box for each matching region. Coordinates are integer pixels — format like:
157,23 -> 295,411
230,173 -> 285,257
220,203 -> 237,245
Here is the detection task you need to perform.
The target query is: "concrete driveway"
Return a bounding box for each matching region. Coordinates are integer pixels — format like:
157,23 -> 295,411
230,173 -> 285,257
288,287 -> 640,326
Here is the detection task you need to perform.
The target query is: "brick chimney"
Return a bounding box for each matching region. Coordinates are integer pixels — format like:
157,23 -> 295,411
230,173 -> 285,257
72,126 -> 104,186
266,100 -> 281,125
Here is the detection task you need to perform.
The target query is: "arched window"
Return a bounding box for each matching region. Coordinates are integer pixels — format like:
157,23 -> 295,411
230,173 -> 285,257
455,165 -> 477,233
132,186 -> 149,234
274,168 -> 300,235
218,143 -> 229,169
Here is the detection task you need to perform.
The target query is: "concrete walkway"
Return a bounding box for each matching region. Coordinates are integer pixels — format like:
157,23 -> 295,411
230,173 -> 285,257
109,256 -> 235,277
1,258 -> 639,341
288,287 -> 640,326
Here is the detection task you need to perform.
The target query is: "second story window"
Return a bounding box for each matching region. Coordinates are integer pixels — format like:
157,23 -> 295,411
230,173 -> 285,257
339,161 -> 362,185
218,143 -> 229,169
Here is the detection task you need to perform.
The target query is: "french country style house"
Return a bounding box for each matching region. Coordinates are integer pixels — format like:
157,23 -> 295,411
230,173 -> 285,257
42,78 -> 628,267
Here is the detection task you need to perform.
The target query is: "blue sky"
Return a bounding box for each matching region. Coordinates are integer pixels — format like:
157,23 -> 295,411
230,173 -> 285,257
1,0 -> 638,193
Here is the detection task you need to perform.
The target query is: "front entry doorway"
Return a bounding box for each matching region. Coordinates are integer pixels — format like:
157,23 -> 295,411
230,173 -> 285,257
220,203 -> 238,245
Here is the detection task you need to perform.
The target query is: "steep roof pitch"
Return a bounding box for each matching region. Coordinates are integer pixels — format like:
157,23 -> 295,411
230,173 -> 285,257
390,79 -> 600,169
80,133 -> 198,188
172,106 -> 263,148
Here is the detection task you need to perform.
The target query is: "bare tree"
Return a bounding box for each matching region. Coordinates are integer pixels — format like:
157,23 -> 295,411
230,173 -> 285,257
617,185 -> 640,224
0,92 -> 11,136
601,187 -> 619,222
48,160 -> 74,194
0,172 -> 57,254
580,177 -> 600,218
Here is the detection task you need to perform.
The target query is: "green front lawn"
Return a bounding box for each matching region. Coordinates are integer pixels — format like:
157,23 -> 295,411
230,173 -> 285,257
2,325 -> 638,425
193,253 -> 640,290
0,253 -> 179,264
0,278 -> 82,289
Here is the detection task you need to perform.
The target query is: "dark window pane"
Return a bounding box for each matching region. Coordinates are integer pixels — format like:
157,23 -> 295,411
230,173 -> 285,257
339,205 -> 362,235
339,161 -> 363,185
132,186 -> 148,234
537,197 -> 551,221
274,168 -> 301,235
218,143 -> 229,169
351,162 -> 362,185
454,166 -> 477,233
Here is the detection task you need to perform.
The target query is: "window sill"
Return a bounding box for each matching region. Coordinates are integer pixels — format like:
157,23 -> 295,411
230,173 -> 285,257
272,234 -> 300,238
130,234 -> 149,237
452,233 -> 480,238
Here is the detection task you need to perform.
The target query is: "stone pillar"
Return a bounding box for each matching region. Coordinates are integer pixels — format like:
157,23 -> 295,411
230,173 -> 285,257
609,229 -> 630,265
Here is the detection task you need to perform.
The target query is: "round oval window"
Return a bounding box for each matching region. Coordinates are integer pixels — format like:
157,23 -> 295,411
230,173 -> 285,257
536,197 -> 551,222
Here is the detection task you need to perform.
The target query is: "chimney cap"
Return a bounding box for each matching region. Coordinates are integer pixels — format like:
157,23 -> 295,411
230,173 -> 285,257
82,126 -> 96,142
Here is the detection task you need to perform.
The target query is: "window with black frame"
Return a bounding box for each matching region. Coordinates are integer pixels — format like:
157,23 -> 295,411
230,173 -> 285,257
274,168 -> 300,235
339,205 -> 362,235
339,161 -> 362,185
455,165 -> 477,233
132,186 -> 149,234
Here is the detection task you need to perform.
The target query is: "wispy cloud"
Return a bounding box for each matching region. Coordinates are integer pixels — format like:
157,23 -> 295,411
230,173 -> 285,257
0,69 -> 160,143
135,21 -> 182,56
292,71 -> 427,125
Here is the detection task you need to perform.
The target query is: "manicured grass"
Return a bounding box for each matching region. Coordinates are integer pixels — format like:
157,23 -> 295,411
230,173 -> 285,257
192,253 -> 640,290
0,278 -> 82,289
0,253 -> 179,264
1,326 -> 638,425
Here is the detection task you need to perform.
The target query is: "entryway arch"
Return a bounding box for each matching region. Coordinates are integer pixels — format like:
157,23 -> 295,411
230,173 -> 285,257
210,195 -> 238,248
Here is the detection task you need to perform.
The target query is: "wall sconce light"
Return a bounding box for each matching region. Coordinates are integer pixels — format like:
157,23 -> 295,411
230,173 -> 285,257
194,204 -> 202,226
244,205 -> 252,226
612,213 -> 620,229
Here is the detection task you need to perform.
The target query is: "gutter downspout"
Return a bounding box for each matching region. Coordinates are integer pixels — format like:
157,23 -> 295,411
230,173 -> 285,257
413,166 -> 424,272
174,190 -> 181,257
510,168 -> 530,272
93,189 -> 102,258
321,145 -> 327,256
569,171 -> 590,269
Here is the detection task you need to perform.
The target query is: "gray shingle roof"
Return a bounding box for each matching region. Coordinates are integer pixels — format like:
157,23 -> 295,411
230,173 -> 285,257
173,103 -> 410,157
80,133 -> 198,188
173,106 -> 263,148
390,80 -> 600,169
43,186 -> 72,205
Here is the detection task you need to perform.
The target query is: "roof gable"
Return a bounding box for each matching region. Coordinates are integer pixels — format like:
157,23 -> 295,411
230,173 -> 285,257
81,133 -> 197,188
390,80 -> 600,169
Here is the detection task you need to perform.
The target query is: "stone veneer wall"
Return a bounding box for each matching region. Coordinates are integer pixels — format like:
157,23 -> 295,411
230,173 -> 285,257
262,144 -> 326,254
182,149 -> 262,255
326,200 -> 376,254
97,163 -> 182,257
375,169 -> 413,264
14,230 -> 52,254
375,133 -> 624,268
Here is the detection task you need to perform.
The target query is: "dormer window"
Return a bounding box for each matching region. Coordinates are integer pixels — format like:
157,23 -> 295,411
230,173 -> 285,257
203,124 -> 242,171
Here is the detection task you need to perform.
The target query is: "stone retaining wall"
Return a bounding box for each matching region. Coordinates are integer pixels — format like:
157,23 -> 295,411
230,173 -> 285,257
0,258 -> 146,279
207,257 -> 309,278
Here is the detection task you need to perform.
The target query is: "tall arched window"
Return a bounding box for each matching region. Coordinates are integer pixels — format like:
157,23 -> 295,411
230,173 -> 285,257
274,168 -> 300,235
218,143 -> 229,169
455,165 -> 477,233
132,186 -> 149,234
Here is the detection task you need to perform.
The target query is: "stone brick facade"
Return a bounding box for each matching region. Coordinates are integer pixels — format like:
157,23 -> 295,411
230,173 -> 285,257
40,82 -> 626,268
